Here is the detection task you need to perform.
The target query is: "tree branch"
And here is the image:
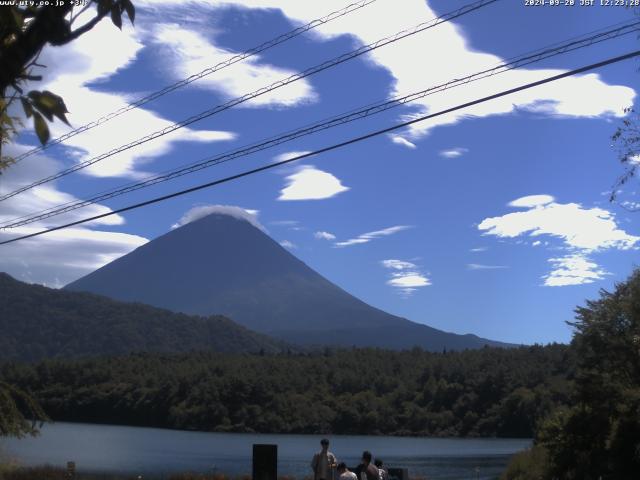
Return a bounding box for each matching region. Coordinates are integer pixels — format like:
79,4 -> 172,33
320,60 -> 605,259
65,8 -> 110,43
69,0 -> 95,26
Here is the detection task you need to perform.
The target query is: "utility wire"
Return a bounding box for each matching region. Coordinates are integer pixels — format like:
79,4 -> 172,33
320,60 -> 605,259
9,0 -> 380,165
3,19 -> 638,229
1,49 -> 638,246
0,0 -> 498,202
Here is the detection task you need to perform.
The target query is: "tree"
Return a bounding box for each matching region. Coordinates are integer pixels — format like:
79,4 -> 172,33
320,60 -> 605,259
0,0 -> 136,436
610,12 -> 639,209
0,381 -> 48,438
610,106 -> 640,209
537,268 -> 640,479
0,0 -> 135,171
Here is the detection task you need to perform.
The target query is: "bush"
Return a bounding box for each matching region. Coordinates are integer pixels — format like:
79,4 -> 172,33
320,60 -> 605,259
500,445 -> 550,480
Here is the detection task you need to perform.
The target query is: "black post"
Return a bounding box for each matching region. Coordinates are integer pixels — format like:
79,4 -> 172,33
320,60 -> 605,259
253,444 -> 277,480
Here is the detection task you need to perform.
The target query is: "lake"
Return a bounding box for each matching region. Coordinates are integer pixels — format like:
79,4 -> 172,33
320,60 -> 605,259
0,422 -> 530,480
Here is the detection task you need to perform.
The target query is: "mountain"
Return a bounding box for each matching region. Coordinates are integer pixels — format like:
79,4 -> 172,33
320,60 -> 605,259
0,272 -> 286,362
66,213 -> 512,350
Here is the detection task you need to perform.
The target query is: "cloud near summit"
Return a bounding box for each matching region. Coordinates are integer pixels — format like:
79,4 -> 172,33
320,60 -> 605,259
171,205 -> 265,231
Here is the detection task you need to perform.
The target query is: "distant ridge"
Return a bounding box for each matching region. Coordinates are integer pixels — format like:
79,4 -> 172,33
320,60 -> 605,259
0,272 -> 286,362
66,212 -> 514,351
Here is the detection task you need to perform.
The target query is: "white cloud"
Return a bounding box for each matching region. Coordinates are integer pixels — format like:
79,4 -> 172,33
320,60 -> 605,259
273,151 -> 313,163
335,226 -> 411,247
152,23 -> 316,108
0,227 -> 148,288
171,204 -> 264,231
278,165 -> 349,201
470,247 -> 488,252
178,0 -> 633,138
0,144 -> 148,287
280,240 -> 297,249
0,148 -> 125,229
508,194 -> 555,208
543,254 -> 608,287
479,194 -> 639,287
439,147 -> 468,158
479,197 -> 639,251
467,264 -> 509,270
381,259 -> 417,270
314,231 -> 336,241
381,258 -> 430,296
621,201 -> 640,211
28,17 -> 236,179
270,220 -> 299,226
388,274 -> 430,288
390,135 -> 417,149
133,0 -> 634,145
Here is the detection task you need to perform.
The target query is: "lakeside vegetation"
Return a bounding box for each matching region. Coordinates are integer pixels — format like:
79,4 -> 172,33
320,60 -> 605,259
501,268 -> 640,479
1,344 -> 571,438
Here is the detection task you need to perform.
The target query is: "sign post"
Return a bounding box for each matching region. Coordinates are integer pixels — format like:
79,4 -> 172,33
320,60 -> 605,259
253,444 -> 277,480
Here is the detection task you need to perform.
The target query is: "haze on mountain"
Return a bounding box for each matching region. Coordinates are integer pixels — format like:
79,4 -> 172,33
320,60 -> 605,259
66,209 -> 512,351
0,272 -> 285,362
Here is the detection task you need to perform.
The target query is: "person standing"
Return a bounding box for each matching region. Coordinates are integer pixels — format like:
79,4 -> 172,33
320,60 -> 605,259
311,438 -> 337,480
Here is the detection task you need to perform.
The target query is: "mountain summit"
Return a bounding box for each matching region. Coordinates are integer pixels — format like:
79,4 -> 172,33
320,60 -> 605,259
66,212 -> 510,350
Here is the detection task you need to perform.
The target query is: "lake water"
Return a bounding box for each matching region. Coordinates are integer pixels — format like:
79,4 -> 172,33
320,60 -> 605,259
0,422 -> 530,480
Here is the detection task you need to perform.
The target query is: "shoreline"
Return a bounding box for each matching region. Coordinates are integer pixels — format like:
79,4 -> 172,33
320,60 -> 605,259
11,420 -> 533,441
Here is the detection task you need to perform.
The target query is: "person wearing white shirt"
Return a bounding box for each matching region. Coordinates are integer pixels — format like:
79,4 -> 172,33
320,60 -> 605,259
337,462 -> 357,480
311,438 -> 337,480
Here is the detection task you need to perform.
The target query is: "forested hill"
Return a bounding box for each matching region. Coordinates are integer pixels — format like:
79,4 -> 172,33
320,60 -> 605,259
1,345 -> 574,438
0,273 -> 286,361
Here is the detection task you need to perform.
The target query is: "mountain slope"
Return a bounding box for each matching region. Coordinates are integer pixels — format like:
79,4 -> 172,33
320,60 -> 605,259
0,273 -> 285,362
66,213 -> 512,350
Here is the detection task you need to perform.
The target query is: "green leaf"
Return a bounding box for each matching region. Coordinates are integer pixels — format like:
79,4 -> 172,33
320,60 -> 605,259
28,90 -> 70,125
111,5 -> 122,29
33,111 -> 50,145
97,0 -> 113,15
122,0 -> 135,24
20,97 -> 33,118
10,7 -> 24,30
42,90 -> 70,126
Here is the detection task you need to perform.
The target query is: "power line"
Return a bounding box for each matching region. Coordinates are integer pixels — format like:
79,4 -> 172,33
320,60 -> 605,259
2,49 -> 638,246
9,0 -> 380,165
3,18 -> 638,229
0,0 -> 499,202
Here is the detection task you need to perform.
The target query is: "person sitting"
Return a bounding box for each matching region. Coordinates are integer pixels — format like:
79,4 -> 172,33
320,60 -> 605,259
337,462 -> 357,480
354,451 -> 379,480
311,438 -> 337,480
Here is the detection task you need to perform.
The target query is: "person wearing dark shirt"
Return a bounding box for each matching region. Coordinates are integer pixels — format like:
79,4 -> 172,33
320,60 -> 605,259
354,451 -> 379,480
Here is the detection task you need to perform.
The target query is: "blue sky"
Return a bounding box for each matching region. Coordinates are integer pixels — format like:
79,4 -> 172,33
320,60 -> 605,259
1,0 -> 639,345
